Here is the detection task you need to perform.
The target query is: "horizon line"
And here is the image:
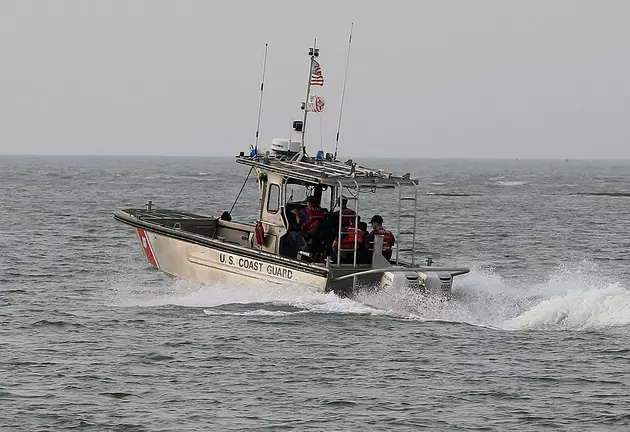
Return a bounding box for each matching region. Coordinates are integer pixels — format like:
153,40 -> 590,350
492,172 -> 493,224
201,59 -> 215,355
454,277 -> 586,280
1,153 -> 630,161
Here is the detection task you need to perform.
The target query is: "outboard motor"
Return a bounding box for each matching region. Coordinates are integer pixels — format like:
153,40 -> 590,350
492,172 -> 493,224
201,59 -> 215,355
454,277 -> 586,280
380,271 -> 420,290
374,236 -> 454,297
420,271 -> 453,297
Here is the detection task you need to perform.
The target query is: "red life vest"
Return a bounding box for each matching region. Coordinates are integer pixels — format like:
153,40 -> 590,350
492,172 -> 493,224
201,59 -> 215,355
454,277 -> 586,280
302,207 -> 325,234
254,221 -> 265,246
335,208 -> 357,227
371,227 -> 394,252
333,227 -> 364,251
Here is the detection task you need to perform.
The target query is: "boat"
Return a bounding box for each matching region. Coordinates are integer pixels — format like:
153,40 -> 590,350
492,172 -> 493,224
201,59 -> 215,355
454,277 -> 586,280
113,43 -> 470,297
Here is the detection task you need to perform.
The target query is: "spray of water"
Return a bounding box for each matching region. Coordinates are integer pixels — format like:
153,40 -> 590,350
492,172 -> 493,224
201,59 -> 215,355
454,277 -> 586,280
110,261 -> 630,331
502,263 -> 630,330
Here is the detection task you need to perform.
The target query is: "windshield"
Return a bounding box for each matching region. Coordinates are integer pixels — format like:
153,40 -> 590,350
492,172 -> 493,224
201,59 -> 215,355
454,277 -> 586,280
284,181 -> 333,211
285,183 -> 314,204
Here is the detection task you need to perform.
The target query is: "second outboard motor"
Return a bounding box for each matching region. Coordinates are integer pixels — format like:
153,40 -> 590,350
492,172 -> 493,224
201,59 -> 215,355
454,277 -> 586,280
421,272 -> 453,297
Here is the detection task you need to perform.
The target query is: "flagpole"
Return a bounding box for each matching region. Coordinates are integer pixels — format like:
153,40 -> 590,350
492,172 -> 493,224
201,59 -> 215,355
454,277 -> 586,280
319,114 -> 323,151
334,23 -> 353,161
300,39 -> 317,157
254,43 -> 269,154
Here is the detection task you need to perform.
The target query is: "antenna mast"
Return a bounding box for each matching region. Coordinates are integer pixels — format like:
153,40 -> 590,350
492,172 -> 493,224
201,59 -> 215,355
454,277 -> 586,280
254,43 -> 269,153
334,23 -> 353,161
231,44 -> 268,215
300,39 -> 319,156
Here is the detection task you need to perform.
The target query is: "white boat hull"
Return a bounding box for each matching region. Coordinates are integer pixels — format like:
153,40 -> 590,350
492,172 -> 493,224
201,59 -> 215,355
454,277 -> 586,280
135,228 -> 329,291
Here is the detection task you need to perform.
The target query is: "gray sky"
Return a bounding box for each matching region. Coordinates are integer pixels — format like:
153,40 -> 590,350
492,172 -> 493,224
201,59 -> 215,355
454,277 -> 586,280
1,0 -> 629,158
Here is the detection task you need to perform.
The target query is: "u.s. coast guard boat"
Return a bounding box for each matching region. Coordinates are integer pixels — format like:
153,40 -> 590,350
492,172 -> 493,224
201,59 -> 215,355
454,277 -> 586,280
114,44 -> 470,297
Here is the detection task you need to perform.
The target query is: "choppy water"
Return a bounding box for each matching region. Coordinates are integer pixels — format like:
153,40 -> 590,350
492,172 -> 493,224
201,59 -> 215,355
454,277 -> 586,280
2,155 -> 630,431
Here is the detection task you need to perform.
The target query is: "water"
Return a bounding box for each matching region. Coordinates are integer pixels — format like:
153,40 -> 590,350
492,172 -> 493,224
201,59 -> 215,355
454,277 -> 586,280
2,155 -> 630,431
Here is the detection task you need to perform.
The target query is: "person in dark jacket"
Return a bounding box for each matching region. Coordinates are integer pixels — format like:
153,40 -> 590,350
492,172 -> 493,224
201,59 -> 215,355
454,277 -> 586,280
358,221 -> 369,236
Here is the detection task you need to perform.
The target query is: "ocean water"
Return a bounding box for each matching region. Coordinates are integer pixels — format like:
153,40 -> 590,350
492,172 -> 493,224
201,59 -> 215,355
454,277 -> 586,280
2,155 -> 630,431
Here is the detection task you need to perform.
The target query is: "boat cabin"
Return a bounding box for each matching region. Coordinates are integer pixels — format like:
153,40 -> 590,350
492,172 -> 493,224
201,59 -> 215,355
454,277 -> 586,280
231,151 -> 420,267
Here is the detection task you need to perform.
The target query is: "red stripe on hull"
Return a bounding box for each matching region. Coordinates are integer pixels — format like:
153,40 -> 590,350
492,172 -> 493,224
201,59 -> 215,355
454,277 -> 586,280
137,228 -> 159,268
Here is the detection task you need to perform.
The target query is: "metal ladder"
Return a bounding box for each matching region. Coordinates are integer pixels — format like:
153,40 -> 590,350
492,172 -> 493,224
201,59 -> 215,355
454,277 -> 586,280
395,181 -> 418,266
335,180 -> 361,267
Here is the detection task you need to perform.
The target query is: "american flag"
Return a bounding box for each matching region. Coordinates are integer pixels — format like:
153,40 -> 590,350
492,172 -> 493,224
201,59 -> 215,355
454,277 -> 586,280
309,95 -> 325,112
310,59 -> 324,86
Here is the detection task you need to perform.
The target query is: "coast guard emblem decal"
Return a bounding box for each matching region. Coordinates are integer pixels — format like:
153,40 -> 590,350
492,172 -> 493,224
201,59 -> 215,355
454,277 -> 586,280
137,228 -> 159,268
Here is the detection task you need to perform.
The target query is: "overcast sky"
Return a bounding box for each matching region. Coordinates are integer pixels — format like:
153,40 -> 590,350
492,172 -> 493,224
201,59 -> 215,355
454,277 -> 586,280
1,0 -> 629,158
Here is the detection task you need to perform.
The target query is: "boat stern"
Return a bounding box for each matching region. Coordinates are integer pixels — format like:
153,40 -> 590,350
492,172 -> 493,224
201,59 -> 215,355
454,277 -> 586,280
378,267 -> 469,298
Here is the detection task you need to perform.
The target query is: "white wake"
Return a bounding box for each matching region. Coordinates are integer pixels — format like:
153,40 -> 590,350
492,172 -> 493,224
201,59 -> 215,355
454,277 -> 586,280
110,262 -> 630,331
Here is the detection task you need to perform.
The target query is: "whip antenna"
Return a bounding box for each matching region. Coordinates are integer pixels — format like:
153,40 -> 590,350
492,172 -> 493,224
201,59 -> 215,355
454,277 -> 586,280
254,43 -> 269,153
230,43 -> 267,216
334,22 -> 353,161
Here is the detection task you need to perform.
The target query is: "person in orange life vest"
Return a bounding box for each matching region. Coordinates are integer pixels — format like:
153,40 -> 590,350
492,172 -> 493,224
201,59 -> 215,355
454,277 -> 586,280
331,222 -> 365,264
366,215 -> 395,260
289,196 -> 326,260
332,196 -> 357,228
289,197 -> 312,229
295,196 -> 325,235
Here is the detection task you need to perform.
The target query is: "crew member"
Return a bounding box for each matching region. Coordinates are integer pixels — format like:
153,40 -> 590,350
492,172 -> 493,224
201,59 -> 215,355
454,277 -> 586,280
331,223 -> 365,264
357,221 -> 371,264
333,196 -> 357,227
366,215 -> 395,260
288,196 -> 326,260
299,196 -> 325,235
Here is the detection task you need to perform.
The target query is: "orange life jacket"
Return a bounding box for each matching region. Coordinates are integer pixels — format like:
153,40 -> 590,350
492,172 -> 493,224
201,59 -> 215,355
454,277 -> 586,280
371,227 -> 394,252
335,208 -> 357,227
302,207 -> 325,234
333,227 -> 364,251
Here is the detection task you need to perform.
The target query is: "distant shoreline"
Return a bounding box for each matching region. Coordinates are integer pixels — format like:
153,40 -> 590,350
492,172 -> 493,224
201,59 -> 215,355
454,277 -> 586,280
2,154 -> 629,162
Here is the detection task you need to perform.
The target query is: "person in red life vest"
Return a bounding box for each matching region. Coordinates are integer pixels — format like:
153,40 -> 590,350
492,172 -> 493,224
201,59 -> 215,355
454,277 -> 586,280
299,196 -> 325,235
366,215 -> 395,260
331,222 -> 365,264
288,196 -> 327,261
332,196 -> 357,228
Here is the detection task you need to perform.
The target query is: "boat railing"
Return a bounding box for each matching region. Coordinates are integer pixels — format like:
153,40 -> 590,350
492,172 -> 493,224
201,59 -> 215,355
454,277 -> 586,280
331,180 -> 420,269
335,179 -> 361,267
235,155 -> 417,188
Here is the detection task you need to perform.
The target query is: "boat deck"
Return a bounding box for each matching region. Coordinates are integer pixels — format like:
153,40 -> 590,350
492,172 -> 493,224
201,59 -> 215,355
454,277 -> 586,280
122,208 -> 219,238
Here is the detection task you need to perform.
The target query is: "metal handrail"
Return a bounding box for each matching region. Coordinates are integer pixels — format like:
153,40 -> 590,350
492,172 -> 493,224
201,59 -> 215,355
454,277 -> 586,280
330,266 -> 471,282
395,181 -> 418,266
396,182 -> 401,265
335,179 -> 360,267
